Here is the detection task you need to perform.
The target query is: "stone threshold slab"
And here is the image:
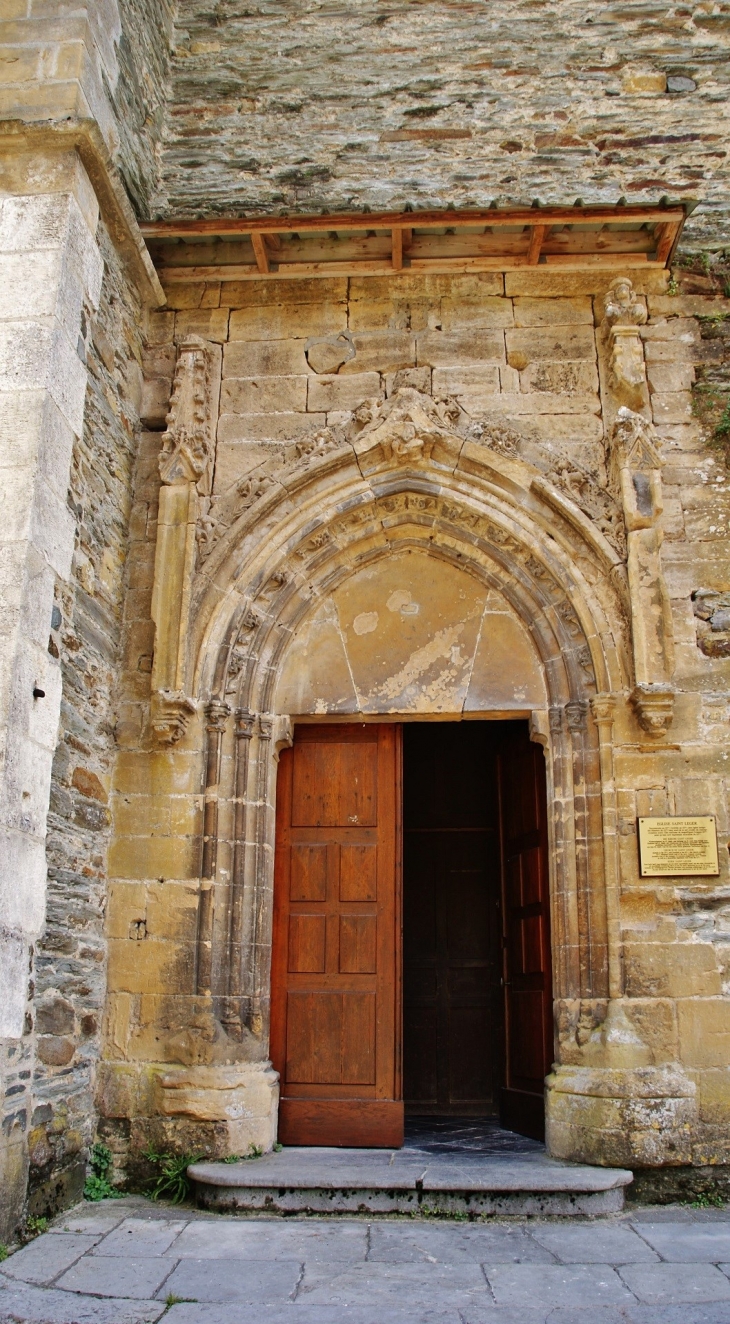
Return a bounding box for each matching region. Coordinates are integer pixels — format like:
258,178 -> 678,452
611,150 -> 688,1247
188,1148 -> 633,1217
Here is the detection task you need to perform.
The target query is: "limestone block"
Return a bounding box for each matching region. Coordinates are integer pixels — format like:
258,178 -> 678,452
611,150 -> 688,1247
348,296 -> 434,333
223,277 -> 347,308
140,377 -> 171,428
107,831 -> 198,881
505,325 -> 597,363
415,329 -> 505,366
649,295 -> 730,319
96,1063 -> 141,1119
0,321 -> 88,436
513,297 -> 594,327
307,372 -> 382,412
174,310 -> 229,343
157,1063 -> 279,1154
146,310 -> 175,344
546,1063 -> 697,1167
106,935 -> 195,995
651,392 -> 693,425
220,375 -> 308,415
228,302 -> 345,341
681,486 -> 730,540
646,362 -> 696,393
440,296 -> 513,329
641,317 -> 700,343
520,360 -> 599,394
217,412 -> 325,446
162,283 -> 205,310
339,331 -> 416,374
385,367 -> 431,396
505,270 -> 668,298
431,365 -> 500,398
0,927 -> 27,1038
469,391 -> 600,416
698,1069 -> 730,1125
223,339 -> 308,377
678,999 -> 730,1068
623,944 -> 722,999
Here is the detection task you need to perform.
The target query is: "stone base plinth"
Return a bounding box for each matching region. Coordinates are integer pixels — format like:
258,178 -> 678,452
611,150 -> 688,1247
546,1064 -> 698,1168
98,1060 -> 279,1162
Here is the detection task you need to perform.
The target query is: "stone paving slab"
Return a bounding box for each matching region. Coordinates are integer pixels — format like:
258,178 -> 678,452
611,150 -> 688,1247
90,1217 -> 187,1257
165,1218 -> 367,1261
0,1278 -> 165,1323
54,1254 -> 177,1300
298,1259 -> 491,1307
531,1223 -> 660,1263
160,1256 -> 303,1303
638,1223 -> 730,1261
1,1234 -> 101,1286
367,1222 -> 555,1263
484,1262 -> 636,1308
619,1263 -> 730,1304
163,1308 -> 463,1324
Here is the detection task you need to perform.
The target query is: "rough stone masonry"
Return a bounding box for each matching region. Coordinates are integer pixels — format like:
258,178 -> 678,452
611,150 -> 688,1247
0,0 -> 729,1245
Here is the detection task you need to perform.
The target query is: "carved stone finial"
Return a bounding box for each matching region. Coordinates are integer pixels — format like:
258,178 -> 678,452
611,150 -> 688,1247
159,337 -> 216,490
347,387 -> 463,470
610,407 -> 662,474
150,690 -> 198,745
630,682 -> 675,736
603,277 -> 647,329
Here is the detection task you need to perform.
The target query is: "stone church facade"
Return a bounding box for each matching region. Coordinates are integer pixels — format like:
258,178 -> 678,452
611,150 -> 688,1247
1,0 -> 730,1238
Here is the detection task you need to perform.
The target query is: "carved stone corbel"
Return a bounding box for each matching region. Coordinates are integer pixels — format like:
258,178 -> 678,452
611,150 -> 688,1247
608,408 -> 675,736
602,276 -> 648,411
150,336 -> 222,744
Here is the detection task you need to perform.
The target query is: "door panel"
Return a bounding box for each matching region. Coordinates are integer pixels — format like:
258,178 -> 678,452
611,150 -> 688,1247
497,730 -> 553,1141
272,723 -> 402,1146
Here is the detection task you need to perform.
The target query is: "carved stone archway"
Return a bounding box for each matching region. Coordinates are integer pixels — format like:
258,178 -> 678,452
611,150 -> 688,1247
144,370 -> 685,1167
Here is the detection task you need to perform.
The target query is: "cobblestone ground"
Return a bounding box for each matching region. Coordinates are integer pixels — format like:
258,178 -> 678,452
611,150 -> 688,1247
4,1197 -> 730,1323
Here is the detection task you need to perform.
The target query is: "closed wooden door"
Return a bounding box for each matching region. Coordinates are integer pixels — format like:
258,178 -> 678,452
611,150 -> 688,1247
271,723 -> 403,1147
497,729 -> 553,1140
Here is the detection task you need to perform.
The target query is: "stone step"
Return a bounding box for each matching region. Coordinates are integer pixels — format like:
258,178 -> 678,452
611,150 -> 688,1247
189,1147 -> 633,1217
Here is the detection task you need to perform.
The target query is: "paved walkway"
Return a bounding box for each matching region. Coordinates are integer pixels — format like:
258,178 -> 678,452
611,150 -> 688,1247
4,1197 -> 730,1322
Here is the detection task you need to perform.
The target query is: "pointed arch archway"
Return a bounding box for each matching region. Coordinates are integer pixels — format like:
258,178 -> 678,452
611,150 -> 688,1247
178,390 -> 630,1088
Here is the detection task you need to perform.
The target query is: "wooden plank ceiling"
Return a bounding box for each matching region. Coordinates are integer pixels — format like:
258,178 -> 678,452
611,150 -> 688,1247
141,203 -> 689,283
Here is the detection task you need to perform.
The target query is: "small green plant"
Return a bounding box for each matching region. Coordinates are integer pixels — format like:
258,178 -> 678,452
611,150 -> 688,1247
667,276 -> 680,296
21,1216 -> 48,1243
690,1191 -> 724,1208
221,1154 -> 242,1164
84,1143 -> 122,1202
142,1148 -> 203,1205
0,1244 -> 8,1262
164,1293 -> 198,1309
274,1142 -> 284,1152
246,1144 -> 263,1160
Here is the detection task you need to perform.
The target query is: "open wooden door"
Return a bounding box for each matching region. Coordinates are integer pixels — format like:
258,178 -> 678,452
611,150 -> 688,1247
497,728 -> 553,1141
271,723 -> 403,1147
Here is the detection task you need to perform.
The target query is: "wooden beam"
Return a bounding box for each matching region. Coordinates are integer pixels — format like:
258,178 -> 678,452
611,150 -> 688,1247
142,202 -> 688,241
251,232 -> 270,273
392,227 -> 403,271
263,232 -> 281,252
527,224 -> 546,265
402,227 -> 413,251
654,221 -> 678,265
157,253 -> 664,284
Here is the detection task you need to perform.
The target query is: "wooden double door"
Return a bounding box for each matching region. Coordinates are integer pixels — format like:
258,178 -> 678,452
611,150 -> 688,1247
271,720 -> 552,1147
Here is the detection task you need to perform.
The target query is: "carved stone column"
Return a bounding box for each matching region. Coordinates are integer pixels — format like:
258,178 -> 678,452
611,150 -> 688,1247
150,336 -> 221,744
223,709 -> 256,1038
195,700 -> 230,997
609,409 -> 675,736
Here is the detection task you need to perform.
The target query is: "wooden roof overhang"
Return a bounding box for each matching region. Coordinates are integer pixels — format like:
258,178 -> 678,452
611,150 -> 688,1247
141,202 -> 692,284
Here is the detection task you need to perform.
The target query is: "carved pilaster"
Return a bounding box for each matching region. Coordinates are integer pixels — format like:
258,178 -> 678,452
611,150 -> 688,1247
150,336 -> 222,745
608,409 -> 675,737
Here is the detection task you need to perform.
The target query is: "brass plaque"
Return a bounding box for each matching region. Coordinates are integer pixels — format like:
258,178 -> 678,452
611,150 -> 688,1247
638,816 -> 720,877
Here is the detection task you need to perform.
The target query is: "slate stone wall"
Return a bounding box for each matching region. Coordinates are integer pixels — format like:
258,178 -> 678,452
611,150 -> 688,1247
24,222 -> 145,1219
158,0 -> 730,250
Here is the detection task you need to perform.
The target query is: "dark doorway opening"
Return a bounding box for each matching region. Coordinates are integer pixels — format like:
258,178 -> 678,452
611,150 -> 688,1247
403,720 -> 552,1141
